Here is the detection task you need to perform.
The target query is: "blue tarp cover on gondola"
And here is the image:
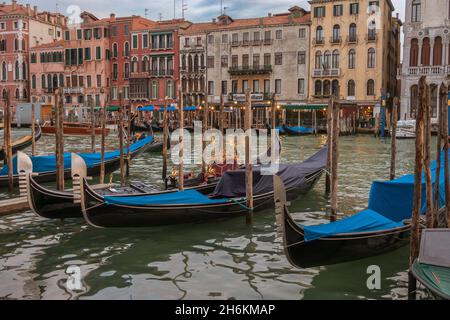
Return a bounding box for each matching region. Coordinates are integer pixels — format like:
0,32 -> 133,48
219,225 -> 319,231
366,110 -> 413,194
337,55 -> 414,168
284,126 -> 314,134
303,209 -> 404,242
138,105 -> 156,112
183,106 -> 198,111
0,136 -> 153,176
104,189 -> 229,206
301,151 -> 448,242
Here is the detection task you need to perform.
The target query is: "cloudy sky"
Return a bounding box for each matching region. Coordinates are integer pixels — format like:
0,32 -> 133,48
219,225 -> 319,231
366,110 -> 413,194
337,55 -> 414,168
26,0 -> 406,24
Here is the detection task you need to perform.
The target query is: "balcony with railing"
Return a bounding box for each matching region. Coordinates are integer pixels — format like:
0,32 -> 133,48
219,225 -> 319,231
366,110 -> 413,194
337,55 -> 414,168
228,65 -> 272,76
330,36 -> 342,44
312,68 -> 341,78
181,66 -> 206,75
346,35 -> 358,44
407,65 -> 450,76
63,87 -> 84,94
366,33 -> 378,43
149,69 -> 174,77
312,37 -> 325,46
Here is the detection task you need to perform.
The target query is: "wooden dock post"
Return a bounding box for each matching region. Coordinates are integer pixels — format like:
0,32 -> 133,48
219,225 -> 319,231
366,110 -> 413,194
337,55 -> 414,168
99,89 -> 107,185
423,83 -> 434,228
3,90 -> 13,192
330,97 -> 340,222
271,93 -> 276,131
434,84 -> 445,227
441,83 -> 450,228
31,103 -> 36,156
126,104 -> 132,176
325,96 -> 333,193
118,92 -> 125,186
245,90 -> 254,223
202,101 -> 209,181
90,96 -> 96,153
390,98 -> 398,180
408,76 -> 427,300
178,88 -> 184,191
54,89 -> 65,191
162,98 -> 169,181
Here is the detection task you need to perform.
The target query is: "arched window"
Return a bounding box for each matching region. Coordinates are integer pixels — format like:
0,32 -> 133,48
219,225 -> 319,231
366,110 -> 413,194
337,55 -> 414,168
31,75 -> 36,89
22,61 -> 27,80
412,0 -> 421,22
47,74 -> 52,89
181,54 -> 186,70
314,80 -> 322,96
348,80 -> 355,97
166,80 -> 174,98
421,37 -> 430,66
23,88 -> 27,99
41,74 -> 46,89
316,26 -> 324,43
14,61 -> 20,80
2,88 -> 7,99
1,61 -> 6,81
349,23 -> 357,42
22,39 -> 25,51
14,38 -> 18,51
324,51 -> 331,69
124,42 -> 129,57
142,56 -> 149,72
433,36 -> 443,66
410,38 -> 419,67
323,80 -> 331,97
131,57 -> 138,73
367,48 -> 376,68
333,25 -> 341,42
367,79 -> 375,96
315,51 -> 323,69
332,80 -> 339,96
59,74 -> 64,87
368,21 -> 376,40
188,55 -> 193,71
410,85 -> 418,118
348,49 -> 356,69
332,50 -> 340,68
15,88 -> 19,99
151,81 -> 158,99
112,43 -> 118,58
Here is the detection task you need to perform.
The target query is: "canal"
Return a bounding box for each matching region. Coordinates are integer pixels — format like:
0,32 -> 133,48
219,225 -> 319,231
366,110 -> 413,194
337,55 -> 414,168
0,129 -> 430,299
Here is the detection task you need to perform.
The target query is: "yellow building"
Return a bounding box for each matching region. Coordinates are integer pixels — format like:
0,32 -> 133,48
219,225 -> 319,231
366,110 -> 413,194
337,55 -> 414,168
308,0 -> 401,116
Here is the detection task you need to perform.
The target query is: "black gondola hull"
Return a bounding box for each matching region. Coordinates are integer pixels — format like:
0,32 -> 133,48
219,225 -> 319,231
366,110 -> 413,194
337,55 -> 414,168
281,206 -> 411,268
0,125 -> 42,161
82,170 -> 323,228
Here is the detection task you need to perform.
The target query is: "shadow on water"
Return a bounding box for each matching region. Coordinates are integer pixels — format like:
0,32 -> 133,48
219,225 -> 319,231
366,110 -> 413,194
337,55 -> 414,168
0,134 -> 433,299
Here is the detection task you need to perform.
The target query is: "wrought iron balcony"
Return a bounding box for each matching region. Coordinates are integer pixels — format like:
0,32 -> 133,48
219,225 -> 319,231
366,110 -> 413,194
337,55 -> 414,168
312,37 -> 325,45
346,35 -> 358,44
366,33 -> 378,42
149,69 -> 174,77
228,65 -> 272,75
312,68 -> 341,78
330,36 -> 342,44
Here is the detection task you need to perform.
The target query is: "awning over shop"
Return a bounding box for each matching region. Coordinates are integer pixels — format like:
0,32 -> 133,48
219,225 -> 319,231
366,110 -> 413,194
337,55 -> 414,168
107,106 -> 121,112
138,105 -> 157,112
282,104 -> 327,110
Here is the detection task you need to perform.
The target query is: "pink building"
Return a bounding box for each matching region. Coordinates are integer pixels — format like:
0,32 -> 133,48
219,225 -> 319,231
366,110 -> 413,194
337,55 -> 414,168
0,0 -> 66,108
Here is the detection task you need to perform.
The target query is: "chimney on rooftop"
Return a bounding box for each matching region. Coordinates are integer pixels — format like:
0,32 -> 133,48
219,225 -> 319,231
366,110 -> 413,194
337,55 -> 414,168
212,18 -> 216,23
110,13 -> 116,21
268,13 -> 272,17
33,5 -> 37,17
11,0 -> 16,10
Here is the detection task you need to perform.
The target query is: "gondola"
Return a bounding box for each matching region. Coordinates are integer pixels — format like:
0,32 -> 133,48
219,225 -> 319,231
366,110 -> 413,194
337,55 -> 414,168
273,147 -> 449,268
41,122 -> 110,136
0,124 -> 42,161
411,229 -> 450,300
0,135 -> 153,188
79,147 -> 327,228
283,125 -> 314,135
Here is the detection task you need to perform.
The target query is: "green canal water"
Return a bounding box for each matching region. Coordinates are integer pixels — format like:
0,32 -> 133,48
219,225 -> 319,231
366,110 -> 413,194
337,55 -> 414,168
0,129 -> 432,299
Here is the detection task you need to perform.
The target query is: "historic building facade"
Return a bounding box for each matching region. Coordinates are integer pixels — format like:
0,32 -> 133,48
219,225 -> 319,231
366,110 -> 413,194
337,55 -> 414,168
400,0 -> 450,120
180,6 -> 311,108
308,0 -> 401,110
129,19 -> 188,109
0,1 -> 66,107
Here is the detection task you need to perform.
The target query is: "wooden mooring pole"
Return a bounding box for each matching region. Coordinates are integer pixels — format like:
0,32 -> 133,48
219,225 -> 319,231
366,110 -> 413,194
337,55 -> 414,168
423,83 -> 434,228
433,85 -> 444,227
162,98 -> 169,181
55,89 -> 65,191
202,101 -> 209,181
330,97 -> 340,222
325,96 -> 332,193
390,97 -> 398,180
126,104 -> 132,176
99,89 -> 107,185
118,92 -> 125,186
31,103 -> 36,156
245,90 -> 254,223
3,90 -> 13,192
441,83 -> 450,228
408,76 -> 427,300
179,88 -> 184,191
90,96 -> 96,153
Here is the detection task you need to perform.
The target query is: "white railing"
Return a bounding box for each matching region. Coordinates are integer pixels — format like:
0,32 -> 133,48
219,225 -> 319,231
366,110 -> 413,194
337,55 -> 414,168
312,68 -> 341,78
407,66 -> 449,76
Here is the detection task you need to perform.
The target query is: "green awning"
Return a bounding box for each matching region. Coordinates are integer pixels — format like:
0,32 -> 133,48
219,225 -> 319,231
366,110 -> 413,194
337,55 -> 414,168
107,106 -> 121,112
282,104 -> 327,110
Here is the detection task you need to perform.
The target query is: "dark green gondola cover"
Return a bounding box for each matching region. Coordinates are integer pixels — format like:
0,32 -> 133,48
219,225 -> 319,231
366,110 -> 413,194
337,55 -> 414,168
412,261 -> 450,300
